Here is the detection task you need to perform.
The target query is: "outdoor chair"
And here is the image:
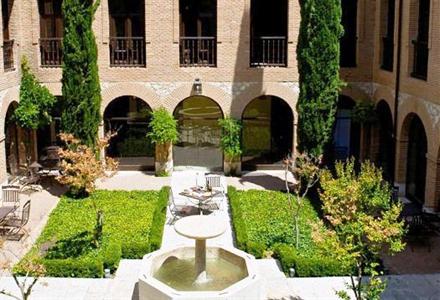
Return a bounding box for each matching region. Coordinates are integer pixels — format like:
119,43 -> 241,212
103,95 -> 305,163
1,200 -> 30,240
406,214 -> 433,252
168,190 -> 195,224
1,185 -> 21,212
205,174 -> 226,210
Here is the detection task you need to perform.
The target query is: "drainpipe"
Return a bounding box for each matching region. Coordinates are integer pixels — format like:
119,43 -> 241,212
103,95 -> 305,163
392,0 -> 404,187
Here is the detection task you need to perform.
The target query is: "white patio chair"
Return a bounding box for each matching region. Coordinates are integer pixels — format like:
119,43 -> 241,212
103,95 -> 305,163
205,174 -> 226,211
168,190 -> 195,224
2,185 -> 21,216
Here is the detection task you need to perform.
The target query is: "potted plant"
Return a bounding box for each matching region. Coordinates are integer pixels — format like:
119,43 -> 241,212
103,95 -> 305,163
147,107 -> 179,176
218,117 -> 242,176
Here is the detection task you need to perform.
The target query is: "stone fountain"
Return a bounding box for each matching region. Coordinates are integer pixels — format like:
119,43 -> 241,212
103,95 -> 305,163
138,215 -> 262,299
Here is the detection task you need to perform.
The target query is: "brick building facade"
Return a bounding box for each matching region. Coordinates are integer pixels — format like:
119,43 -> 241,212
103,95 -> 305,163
0,0 -> 439,212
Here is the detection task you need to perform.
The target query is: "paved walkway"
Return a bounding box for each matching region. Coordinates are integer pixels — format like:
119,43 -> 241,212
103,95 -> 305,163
161,170 -> 234,248
0,183 -> 63,272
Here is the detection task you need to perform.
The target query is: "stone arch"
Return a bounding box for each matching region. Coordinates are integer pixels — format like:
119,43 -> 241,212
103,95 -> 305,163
230,83 -> 298,120
241,94 -> 294,168
397,112 -> 428,204
0,86 -> 19,136
373,86 -> 395,121
172,95 -> 225,170
101,82 -> 161,114
165,83 -> 231,116
340,84 -> 372,104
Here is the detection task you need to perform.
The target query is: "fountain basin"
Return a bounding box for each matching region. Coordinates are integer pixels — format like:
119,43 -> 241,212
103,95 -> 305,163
138,245 -> 262,300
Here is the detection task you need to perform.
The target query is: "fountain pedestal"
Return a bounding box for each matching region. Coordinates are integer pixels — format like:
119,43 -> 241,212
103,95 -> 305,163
174,215 -> 226,283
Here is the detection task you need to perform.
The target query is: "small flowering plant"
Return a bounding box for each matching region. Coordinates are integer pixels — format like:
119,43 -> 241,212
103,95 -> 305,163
56,133 -> 118,198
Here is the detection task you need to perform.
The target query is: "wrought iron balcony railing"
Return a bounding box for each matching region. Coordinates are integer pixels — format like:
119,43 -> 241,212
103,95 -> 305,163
110,37 -> 146,67
40,38 -> 63,67
180,37 -> 216,67
250,36 -> 287,67
411,39 -> 428,80
3,40 -> 14,72
381,36 -> 394,71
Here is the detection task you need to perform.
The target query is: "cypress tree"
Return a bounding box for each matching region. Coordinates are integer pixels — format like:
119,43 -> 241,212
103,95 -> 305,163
296,0 -> 344,156
61,0 -> 101,148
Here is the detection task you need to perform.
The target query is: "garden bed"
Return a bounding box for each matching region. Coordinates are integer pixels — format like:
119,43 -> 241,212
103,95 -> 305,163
15,187 -> 169,278
228,187 -> 354,277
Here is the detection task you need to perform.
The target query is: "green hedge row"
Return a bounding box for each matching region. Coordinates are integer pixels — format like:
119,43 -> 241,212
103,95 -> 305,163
228,186 -> 353,277
273,244 -> 350,277
15,187 -> 170,278
149,186 -> 169,251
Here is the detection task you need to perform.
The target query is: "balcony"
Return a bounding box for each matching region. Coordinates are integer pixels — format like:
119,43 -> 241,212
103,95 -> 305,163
411,40 -> 428,80
179,37 -> 216,67
250,36 -> 287,67
110,37 -> 146,67
381,36 -> 394,71
40,38 -> 62,67
3,40 -> 14,72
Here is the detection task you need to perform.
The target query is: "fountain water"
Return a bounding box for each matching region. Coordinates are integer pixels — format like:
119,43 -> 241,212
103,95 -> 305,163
138,215 -> 262,299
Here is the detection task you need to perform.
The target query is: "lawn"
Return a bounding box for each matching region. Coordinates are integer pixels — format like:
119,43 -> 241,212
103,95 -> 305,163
15,187 -> 169,278
228,187 -> 354,277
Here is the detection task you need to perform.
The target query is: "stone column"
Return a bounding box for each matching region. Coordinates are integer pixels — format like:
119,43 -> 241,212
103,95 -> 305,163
194,239 -> 207,283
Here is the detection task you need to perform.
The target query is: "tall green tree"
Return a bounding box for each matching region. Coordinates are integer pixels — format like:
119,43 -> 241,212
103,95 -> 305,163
296,0 -> 344,156
61,0 -> 101,148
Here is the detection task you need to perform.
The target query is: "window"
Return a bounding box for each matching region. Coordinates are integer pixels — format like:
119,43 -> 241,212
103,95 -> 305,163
411,0 -> 430,80
381,0 -> 395,71
340,0 -> 358,68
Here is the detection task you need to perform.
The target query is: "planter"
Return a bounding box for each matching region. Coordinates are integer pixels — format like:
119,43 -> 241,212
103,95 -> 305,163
155,142 -> 173,176
224,157 -> 241,177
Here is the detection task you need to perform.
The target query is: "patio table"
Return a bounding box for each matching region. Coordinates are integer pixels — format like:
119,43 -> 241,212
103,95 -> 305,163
179,187 -> 221,214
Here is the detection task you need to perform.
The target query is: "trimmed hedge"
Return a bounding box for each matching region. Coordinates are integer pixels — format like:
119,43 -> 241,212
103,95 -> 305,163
273,244 -> 350,277
149,186 -> 169,251
15,187 -> 170,277
43,257 -> 104,278
228,186 -> 354,276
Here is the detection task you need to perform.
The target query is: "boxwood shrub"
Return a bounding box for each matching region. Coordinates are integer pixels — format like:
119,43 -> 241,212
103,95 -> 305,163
228,186 -> 354,276
15,187 -> 170,277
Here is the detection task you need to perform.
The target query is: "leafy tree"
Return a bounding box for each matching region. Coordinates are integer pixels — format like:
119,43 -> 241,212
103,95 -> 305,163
147,108 -> 178,176
319,160 -> 405,300
57,133 -> 118,198
147,108 -> 179,145
218,117 -> 242,159
14,58 -> 56,130
284,153 -> 321,248
297,0 -> 344,156
61,0 -> 101,148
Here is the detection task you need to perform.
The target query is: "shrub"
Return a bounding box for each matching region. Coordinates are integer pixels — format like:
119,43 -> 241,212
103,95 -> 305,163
218,117 -> 242,160
149,187 -> 170,251
15,57 -> 56,130
227,187 -> 248,250
42,258 -> 104,278
103,242 -> 122,272
274,244 -> 350,277
16,190 -> 167,277
56,133 -> 118,197
147,108 -> 179,145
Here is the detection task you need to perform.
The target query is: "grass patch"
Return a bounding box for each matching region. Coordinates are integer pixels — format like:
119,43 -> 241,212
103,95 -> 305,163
15,187 -> 169,278
228,186 -> 354,277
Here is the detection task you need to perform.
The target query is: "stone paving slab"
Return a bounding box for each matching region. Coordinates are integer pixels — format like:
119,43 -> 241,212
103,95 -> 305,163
96,171 -> 171,191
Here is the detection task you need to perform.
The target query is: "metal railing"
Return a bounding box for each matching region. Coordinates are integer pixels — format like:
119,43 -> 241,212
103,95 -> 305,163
110,37 -> 146,67
411,39 -> 428,80
250,36 -> 287,67
381,36 -> 394,71
40,38 -> 63,67
3,40 -> 14,71
179,37 -> 216,67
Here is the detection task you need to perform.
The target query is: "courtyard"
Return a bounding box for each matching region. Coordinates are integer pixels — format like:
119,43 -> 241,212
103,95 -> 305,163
0,170 -> 439,299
